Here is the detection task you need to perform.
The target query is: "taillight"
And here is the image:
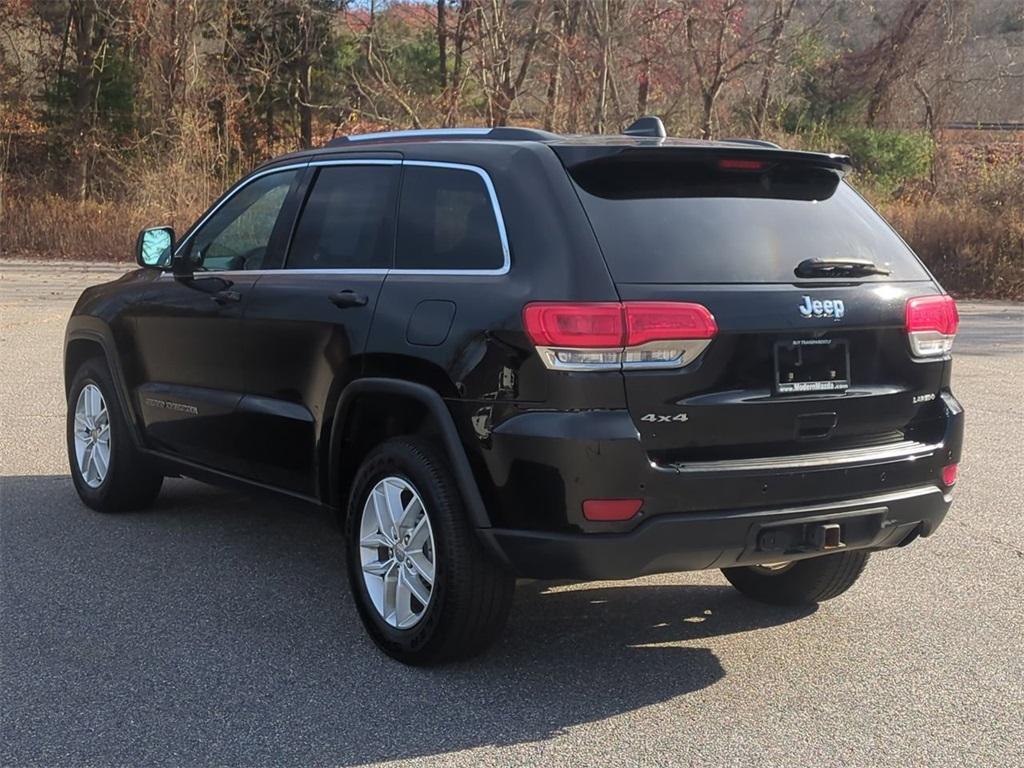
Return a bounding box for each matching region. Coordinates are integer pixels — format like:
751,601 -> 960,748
523,301 -> 717,371
906,295 -> 959,358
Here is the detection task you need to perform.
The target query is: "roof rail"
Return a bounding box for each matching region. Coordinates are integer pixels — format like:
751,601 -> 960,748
327,126 -> 558,147
721,137 -> 782,149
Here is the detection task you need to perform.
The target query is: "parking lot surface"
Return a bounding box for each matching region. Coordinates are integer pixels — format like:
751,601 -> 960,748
2,261 -> 1022,767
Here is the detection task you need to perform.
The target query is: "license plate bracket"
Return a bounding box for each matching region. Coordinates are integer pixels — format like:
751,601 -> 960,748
774,339 -> 850,394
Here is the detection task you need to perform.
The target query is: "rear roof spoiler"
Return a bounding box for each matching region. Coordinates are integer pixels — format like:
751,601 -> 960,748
553,144 -> 853,176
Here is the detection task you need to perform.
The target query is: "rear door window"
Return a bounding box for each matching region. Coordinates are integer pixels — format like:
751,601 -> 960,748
567,155 -> 930,284
287,164 -> 399,270
396,165 -> 505,271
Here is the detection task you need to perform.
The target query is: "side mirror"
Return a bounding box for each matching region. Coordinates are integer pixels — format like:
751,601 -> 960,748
135,226 -> 174,269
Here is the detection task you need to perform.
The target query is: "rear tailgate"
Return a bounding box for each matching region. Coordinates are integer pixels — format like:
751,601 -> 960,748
557,144 -> 952,467
613,281 -> 948,465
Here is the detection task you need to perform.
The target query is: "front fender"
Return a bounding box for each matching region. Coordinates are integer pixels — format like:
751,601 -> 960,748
64,316 -> 145,448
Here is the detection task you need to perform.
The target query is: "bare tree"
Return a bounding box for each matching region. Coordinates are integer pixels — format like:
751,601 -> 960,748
542,0 -> 571,130
444,0 -> 476,126
752,0 -> 796,136
840,0 -> 937,127
68,0 -> 106,201
475,0 -> 548,126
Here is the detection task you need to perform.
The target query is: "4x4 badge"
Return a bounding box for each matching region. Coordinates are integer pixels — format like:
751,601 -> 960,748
799,295 -> 845,320
641,413 -> 688,423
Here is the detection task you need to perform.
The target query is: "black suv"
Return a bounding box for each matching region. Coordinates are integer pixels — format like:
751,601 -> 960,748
65,120 -> 964,664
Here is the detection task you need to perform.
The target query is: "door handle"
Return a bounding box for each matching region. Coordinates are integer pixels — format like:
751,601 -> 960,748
329,290 -> 368,309
211,289 -> 242,305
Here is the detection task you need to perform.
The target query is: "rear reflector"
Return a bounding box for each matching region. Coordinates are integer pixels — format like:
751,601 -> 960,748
941,463 -> 958,487
906,295 -> 959,358
583,499 -> 643,521
523,301 -> 717,371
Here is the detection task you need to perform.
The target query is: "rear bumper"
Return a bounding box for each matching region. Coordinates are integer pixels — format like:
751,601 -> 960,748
481,485 -> 951,580
471,390 -> 962,579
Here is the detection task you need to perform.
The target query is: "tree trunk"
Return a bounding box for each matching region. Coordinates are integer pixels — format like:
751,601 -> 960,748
700,87 -> 719,140
753,0 -> 794,137
592,0 -> 610,132
265,102 -> 274,152
298,62 -> 313,149
636,58 -> 650,116
445,0 -> 472,126
437,0 -> 448,89
71,0 -> 98,202
564,1 -> 583,132
491,92 -> 511,126
543,9 -> 566,131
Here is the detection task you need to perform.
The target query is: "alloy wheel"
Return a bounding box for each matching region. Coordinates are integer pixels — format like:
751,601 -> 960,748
358,476 -> 436,629
73,383 -> 111,488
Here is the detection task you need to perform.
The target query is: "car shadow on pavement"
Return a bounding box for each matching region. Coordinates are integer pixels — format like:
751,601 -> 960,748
2,475 -> 815,767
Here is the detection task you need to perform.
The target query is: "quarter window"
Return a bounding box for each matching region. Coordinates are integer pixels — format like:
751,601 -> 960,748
186,170 -> 298,272
287,164 -> 399,270
396,165 -> 504,271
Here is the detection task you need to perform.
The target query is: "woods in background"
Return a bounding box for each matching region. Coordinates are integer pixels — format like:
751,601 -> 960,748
1,0 -> 1021,297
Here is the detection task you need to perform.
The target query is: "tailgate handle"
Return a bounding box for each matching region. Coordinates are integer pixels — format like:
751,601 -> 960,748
795,412 -> 837,440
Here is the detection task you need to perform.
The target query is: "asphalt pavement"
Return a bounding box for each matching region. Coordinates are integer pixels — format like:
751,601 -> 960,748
1,261 -> 1022,767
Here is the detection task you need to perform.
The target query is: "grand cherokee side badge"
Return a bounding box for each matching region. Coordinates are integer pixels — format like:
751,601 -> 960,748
143,397 -> 199,416
799,295 -> 845,320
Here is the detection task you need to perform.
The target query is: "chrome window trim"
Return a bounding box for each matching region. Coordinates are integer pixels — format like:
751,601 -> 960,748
165,157 -> 511,277
394,160 -> 511,276
171,162 -> 309,260
183,268 -> 391,278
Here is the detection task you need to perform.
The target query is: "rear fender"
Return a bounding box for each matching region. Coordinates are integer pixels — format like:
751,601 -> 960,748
327,378 -> 493,532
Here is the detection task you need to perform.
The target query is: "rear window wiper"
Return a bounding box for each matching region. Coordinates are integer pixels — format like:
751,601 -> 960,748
795,257 -> 891,278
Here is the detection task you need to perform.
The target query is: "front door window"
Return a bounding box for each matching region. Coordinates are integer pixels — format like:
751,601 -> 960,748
185,169 -> 298,272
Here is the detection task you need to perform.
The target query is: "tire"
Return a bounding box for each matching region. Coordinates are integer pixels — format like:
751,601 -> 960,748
345,437 -> 515,665
67,357 -> 163,512
721,550 -> 870,606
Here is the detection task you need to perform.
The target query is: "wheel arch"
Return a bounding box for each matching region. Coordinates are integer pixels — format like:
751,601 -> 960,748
64,319 -> 145,448
326,378 -> 493,531
65,337 -> 107,394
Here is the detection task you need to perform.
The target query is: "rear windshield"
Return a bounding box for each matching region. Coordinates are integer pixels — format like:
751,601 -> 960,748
568,157 -> 929,284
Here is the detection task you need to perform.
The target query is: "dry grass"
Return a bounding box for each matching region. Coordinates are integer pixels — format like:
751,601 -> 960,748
1,132 -> 226,262
1,193 -> 202,262
881,199 -> 1023,300
875,162 -> 1024,301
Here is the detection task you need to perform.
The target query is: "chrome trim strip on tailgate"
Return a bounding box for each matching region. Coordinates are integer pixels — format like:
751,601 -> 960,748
662,440 -> 940,473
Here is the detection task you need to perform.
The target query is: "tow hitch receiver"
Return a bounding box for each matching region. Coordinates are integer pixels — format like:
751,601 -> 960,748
813,523 -> 844,551
751,508 -> 883,560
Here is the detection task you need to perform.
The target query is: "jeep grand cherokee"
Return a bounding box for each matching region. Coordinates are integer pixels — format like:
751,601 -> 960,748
64,119 -> 963,664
